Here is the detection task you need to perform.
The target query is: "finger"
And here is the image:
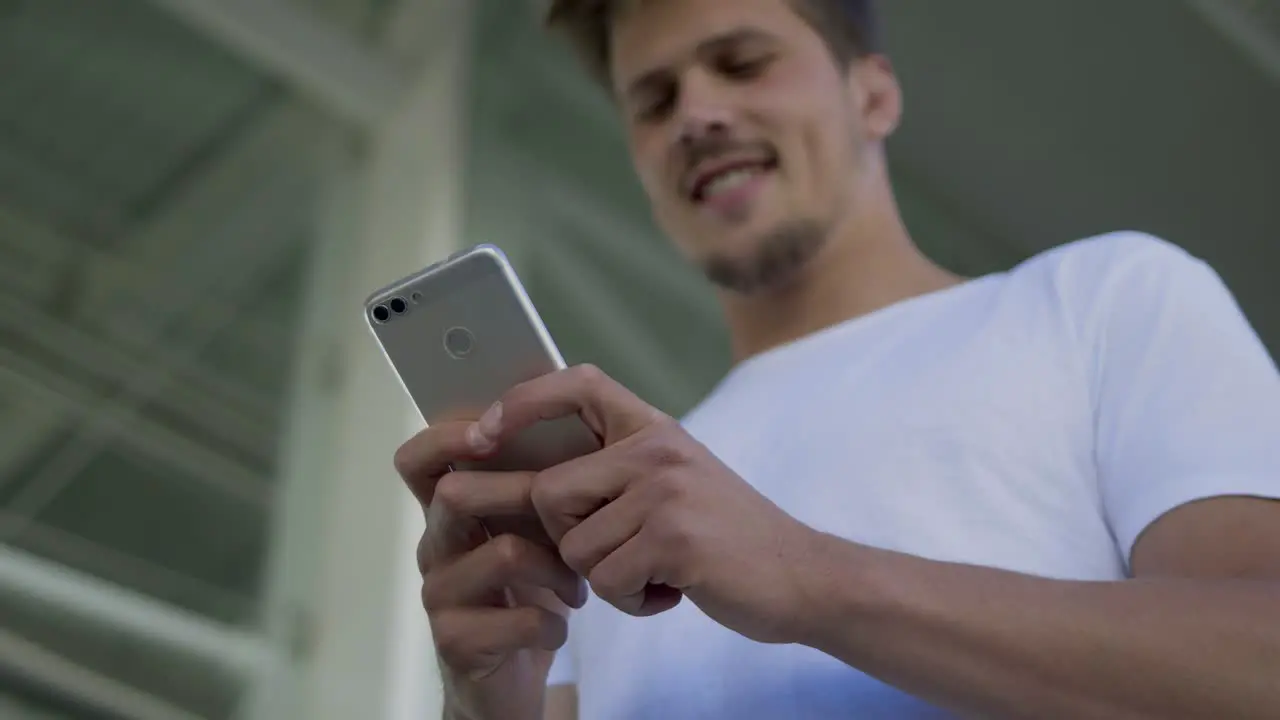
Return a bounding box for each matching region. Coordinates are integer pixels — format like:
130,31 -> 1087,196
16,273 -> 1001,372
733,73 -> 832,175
432,606 -> 568,677
394,421 -> 497,506
530,444 -> 638,543
509,583 -> 579,619
471,365 -> 666,451
424,470 -> 537,560
433,470 -> 536,517
424,534 -> 586,610
435,469 -> 548,548
555,487 -> 647,575
586,529 -> 682,617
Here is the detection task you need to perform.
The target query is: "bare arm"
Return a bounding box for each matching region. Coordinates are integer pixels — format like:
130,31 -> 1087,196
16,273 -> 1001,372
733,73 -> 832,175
440,686 -> 573,720
801,497 -> 1280,719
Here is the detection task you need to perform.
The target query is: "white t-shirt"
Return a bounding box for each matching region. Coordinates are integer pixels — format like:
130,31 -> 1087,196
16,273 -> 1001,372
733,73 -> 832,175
547,231 -> 1280,719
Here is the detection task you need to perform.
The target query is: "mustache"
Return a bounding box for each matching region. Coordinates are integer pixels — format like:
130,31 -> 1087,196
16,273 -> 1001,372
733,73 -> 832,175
679,135 -> 775,176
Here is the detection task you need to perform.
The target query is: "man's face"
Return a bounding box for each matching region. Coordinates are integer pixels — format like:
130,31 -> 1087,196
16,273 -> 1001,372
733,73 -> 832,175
610,0 -> 890,293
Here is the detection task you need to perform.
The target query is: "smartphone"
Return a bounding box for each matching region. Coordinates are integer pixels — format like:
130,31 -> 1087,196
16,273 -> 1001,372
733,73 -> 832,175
364,244 -> 600,472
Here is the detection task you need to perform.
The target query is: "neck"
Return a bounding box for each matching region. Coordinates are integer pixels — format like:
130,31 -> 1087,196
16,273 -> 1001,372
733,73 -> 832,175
719,171 -> 961,364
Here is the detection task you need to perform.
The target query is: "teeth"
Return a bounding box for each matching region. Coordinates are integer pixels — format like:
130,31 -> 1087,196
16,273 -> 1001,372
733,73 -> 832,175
703,168 -> 760,198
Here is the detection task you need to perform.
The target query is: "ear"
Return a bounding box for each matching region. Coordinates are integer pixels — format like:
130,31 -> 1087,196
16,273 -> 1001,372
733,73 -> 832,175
846,54 -> 902,141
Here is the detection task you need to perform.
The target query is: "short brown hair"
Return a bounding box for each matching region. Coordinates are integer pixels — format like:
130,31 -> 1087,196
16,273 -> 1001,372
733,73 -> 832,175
545,0 -> 881,87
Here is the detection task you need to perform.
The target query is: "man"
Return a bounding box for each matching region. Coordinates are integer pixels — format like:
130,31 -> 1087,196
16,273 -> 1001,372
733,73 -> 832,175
393,0 -> 1280,717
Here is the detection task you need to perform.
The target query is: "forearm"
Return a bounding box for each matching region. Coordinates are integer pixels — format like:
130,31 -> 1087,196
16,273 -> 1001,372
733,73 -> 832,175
438,671 -> 547,720
801,536 -> 1280,720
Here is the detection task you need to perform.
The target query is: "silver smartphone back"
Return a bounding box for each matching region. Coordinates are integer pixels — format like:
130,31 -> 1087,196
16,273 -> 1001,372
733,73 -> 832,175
364,244 -> 599,472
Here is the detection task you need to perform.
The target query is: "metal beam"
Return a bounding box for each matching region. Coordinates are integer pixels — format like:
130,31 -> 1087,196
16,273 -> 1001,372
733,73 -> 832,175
0,207 -> 78,308
0,136 -> 129,245
0,396 -> 61,484
2,506 -> 251,624
0,102 -> 330,524
0,692 -> 64,720
1187,0 -> 1280,87
0,200 -> 275,429
0,544 -> 275,684
0,163 -> 307,532
0,137 -> 283,480
0,344 -> 270,507
0,628 -> 203,720
0,291 -> 275,469
143,0 -> 405,130
81,101 -> 315,307
70,104 -> 323,435
0,148 -> 318,530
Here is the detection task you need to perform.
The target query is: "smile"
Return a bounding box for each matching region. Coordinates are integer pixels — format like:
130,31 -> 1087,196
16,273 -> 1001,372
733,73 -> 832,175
687,158 -> 779,205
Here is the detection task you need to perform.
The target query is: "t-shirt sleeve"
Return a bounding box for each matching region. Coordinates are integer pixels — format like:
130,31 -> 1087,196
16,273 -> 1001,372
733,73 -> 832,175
1082,233 -> 1280,569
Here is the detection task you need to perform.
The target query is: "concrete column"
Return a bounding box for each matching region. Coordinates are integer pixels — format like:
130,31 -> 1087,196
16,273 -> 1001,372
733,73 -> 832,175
248,1 -> 472,717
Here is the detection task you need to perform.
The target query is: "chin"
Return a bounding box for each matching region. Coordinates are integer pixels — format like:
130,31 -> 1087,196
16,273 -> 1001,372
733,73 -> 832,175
685,213 -> 781,258
697,218 -> 828,295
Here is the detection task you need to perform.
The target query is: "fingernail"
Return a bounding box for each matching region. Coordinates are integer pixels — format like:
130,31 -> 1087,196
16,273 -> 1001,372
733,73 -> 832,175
479,401 -> 502,437
466,423 -> 494,453
468,402 -> 502,452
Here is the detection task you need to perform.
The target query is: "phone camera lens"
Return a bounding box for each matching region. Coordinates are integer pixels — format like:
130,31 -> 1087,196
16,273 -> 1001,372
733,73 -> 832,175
371,305 -> 391,323
389,297 -> 408,314
443,326 -> 474,359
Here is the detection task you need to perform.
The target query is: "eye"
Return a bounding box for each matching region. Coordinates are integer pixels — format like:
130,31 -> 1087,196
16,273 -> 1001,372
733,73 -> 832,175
635,86 -> 677,122
716,53 -> 772,80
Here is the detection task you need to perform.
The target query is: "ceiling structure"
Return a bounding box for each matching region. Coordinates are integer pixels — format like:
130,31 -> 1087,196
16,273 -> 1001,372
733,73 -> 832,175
0,0 -> 1276,718
0,1 -> 383,716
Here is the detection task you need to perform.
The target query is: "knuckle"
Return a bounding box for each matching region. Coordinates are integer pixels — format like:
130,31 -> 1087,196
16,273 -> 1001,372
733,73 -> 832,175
432,473 -> 465,511
392,441 -> 418,479
588,566 -> 627,602
644,434 -> 690,471
515,605 -> 546,637
629,419 -> 691,470
573,363 -> 606,387
416,533 -> 432,576
489,533 -> 528,571
539,609 -> 570,650
648,508 -> 692,553
394,426 -> 463,479
650,467 -> 686,499
528,473 -> 559,514
638,460 -> 689,509
420,574 -> 444,612
430,614 -> 469,667
557,531 -> 591,575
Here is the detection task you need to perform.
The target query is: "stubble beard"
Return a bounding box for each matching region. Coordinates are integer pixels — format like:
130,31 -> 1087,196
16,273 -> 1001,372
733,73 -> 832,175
700,218 -> 829,295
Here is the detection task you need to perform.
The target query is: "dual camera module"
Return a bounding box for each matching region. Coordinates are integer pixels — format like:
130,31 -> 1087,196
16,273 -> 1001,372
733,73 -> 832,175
370,292 -> 474,359
369,293 -> 415,323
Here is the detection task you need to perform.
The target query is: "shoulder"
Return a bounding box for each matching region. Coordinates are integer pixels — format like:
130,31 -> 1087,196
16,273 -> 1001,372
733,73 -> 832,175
1013,230 -> 1207,294
1007,230 -> 1231,335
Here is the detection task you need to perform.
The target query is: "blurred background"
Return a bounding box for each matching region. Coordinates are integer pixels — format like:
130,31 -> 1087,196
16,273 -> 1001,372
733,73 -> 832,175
0,0 -> 1276,718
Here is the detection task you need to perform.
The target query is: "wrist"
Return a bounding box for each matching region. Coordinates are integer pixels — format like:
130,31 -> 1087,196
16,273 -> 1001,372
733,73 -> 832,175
788,531 -> 894,653
441,676 -> 545,720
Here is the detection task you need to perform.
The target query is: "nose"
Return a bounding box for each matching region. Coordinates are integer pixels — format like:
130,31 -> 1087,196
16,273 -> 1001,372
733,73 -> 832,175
672,71 -> 735,148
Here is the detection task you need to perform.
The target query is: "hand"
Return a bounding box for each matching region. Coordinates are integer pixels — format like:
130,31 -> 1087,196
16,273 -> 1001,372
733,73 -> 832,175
467,364 -> 823,645
394,421 -> 587,720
